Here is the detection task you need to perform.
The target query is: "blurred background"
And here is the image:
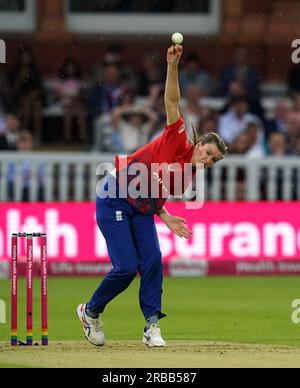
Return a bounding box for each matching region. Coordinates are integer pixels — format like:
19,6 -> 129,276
0,0 -> 300,277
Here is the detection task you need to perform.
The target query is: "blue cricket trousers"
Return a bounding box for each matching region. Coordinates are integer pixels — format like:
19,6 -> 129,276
87,175 -> 166,321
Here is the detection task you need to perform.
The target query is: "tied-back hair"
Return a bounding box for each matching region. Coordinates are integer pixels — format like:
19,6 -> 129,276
191,121 -> 228,158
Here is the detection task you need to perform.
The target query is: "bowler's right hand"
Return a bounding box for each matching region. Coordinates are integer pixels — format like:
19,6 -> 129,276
167,45 -> 183,66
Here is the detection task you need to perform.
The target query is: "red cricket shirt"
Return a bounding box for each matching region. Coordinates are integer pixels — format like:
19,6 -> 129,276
116,117 -> 195,214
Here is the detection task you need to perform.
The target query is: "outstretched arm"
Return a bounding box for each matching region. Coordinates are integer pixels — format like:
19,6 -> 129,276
164,45 -> 183,126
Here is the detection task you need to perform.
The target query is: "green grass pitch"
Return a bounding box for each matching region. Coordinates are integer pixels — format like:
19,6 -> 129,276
0,276 -> 299,346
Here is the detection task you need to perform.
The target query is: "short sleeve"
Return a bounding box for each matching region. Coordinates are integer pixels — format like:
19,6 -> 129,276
163,117 -> 188,154
165,117 -> 185,134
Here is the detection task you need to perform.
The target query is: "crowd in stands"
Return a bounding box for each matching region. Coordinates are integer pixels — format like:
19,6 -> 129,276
1,44 -> 300,159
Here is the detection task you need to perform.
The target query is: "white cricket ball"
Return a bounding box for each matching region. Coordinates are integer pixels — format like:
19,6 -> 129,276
172,32 -> 183,45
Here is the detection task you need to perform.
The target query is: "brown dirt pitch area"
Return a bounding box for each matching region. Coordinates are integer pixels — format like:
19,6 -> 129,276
1,341 -> 300,368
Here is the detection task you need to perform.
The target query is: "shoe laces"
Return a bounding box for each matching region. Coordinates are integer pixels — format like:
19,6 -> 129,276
85,312 -> 103,332
150,324 -> 161,338
92,317 -> 104,333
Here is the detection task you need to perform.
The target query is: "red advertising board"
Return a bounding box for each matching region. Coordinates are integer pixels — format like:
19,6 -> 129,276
1,202 -> 300,277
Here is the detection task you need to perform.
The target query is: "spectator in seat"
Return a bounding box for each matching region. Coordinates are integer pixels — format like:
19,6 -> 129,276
112,105 -> 157,154
86,64 -> 125,146
245,122 -> 266,158
231,132 -> 252,155
8,46 -> 44,144
218,47 -> 261,98
0,113 -> 20,151
179,52 -> 212,96
3,114 -> 21,150
55,58 -> 87,143
93,87 -> 136,152
262,132 -> 296,201
285,111 -> 300,155
218,95 -> 262,146
93,44 -> 138,91
266,101 -> 291,139
231,122 -> 265,158
220,80 -> 265,122
267,133 -> 288,156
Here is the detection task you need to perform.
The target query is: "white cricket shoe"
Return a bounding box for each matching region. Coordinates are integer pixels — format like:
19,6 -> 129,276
143,324 -> 166,348
77,304 -> 105,346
